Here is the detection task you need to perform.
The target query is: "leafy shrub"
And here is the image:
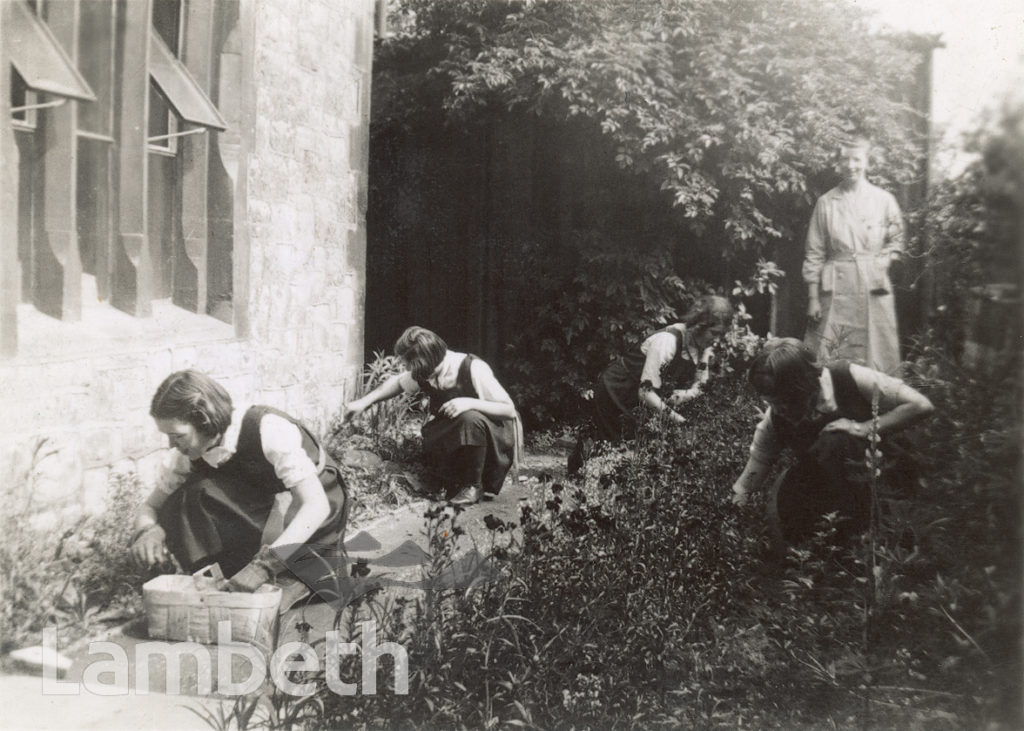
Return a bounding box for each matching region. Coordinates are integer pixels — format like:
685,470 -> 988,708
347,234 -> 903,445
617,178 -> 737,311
326,350 -> 426,465
205,329 -> 1019,729
378,0 -> 924,255
504,236 -> 713,425
324,352 -> 434,522
0,455 -> 146,653
914,100 -> 1023,356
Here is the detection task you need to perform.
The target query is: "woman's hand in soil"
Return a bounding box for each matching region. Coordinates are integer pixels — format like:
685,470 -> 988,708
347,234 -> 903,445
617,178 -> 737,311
339,401 -> 364,424
822,418 -> 870,439
131,524 -> 168,567
439,397 -> 474,419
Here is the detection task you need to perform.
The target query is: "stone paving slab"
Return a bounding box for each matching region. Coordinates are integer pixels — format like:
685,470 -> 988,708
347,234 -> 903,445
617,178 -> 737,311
0,673 -> 230,730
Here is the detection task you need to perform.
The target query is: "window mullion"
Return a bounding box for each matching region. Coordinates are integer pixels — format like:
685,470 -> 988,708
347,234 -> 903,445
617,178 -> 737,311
112,0 -> 154,316
175,0 -> 214,314
34,0 -> 83,321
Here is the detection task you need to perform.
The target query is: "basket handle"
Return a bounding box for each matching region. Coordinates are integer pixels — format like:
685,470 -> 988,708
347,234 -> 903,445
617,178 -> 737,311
193,563 -> 225,581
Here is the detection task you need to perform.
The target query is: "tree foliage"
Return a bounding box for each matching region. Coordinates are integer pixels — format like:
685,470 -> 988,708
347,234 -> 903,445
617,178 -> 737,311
377,0 -> 927,258
915,100 -> 1024,353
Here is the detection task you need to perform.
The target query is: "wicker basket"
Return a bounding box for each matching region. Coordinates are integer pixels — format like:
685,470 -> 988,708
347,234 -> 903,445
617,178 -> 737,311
143,564 -> 281,653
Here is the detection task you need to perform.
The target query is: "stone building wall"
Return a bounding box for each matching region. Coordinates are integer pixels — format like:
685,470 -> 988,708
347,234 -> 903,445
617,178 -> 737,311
0,0 -> 374,527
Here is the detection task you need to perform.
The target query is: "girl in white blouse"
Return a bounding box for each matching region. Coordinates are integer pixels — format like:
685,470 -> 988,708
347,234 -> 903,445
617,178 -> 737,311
342,326 -> 520,506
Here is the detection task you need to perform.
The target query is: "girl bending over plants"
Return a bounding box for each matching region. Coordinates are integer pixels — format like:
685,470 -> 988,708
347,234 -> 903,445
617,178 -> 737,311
569,295 -> 733,473
341,326 -> 521,506
131,370 -> 349,612
732,338 -> 933,544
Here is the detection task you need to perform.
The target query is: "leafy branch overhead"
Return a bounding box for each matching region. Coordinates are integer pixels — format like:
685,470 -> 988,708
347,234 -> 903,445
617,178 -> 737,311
378,0 -> 929,257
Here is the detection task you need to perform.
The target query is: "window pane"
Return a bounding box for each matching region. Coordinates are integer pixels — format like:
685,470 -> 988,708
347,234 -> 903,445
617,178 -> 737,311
10,68 -> 28,122
148,152 -> 178,299
151,0 -> 181,54
77,0 -> 116,136
148,82 -> 172,145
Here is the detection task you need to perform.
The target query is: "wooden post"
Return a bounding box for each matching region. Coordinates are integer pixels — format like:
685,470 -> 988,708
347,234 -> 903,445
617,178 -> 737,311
34,0 -> 83,321
112,0 -> 153,316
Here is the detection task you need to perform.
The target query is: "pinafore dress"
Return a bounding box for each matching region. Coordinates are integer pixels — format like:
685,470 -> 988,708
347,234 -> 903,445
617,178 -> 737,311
771,361 -> 916,544
157,405 -> 349,576
594,327 -> 697,441
418,354 -> 515,495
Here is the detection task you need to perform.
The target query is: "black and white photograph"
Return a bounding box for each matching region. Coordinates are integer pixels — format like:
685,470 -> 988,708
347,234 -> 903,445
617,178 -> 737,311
0,0 -> 1022,728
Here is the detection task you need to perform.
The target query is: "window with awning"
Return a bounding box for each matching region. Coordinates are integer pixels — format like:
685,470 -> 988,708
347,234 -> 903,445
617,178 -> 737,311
2,0 -> 237,346
148,30 -> 226,137
8,0 -> 94,105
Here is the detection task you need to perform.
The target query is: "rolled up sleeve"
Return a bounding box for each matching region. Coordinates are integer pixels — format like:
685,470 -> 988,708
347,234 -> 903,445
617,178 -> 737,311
469,358 -> 514,405
639,331 -> 679,391
398,370 -> 420,394
146,451 -> 192,510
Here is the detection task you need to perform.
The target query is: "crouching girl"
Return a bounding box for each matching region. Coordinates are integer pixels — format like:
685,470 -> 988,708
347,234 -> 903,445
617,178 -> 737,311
131,370 -> 348,609
732,338 -> 933,544
342,326 -> 520,505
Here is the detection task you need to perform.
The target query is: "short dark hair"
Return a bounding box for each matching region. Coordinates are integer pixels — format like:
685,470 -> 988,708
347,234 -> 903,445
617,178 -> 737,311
150,370 -> 233,438
682,294 -> 734,331
747,337 -> 821,404
394,326 -> 448,382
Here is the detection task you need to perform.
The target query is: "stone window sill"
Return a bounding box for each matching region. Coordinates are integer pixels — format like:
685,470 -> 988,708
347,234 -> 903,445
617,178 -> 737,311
10,275 -> 238,363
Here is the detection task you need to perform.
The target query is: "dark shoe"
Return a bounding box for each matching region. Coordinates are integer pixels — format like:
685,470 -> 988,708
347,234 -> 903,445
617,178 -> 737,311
450,486 -> 482,505
277,575 -> 312,614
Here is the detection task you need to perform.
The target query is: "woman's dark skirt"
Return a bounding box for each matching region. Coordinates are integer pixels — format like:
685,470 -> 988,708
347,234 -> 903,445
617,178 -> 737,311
421,410 -> 515,495
772,431 -> 919,546
157,464 -> 348,576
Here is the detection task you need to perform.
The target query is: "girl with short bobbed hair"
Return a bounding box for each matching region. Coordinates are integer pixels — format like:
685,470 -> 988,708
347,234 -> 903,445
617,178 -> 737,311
132,370 -> 349,610
343,326 -> 520,506
611,294 -> 732,432
746,337 -> 822,424
733,338 -> 934,544
150,369 -> 234,438
394,326 -> 448,382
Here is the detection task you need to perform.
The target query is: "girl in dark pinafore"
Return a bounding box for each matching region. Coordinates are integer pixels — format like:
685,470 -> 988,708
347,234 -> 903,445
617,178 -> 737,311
569,296 -> 733,474
732,338 -> 933,544
342,327 -> 520,506
131,370 -> 350,611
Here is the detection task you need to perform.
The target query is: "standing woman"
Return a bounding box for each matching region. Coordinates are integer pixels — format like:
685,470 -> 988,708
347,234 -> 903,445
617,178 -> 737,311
803,136 -> 904,373
342,327 -> 520,506
731,338 -> 933,544
131,371 -> 349,605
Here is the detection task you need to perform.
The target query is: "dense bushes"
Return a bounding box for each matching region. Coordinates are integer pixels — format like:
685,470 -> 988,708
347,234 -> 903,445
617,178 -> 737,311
378,0 -> 925,255
916,101 -> 1024,356
503,242 -> 707,425
370,0 -> 931,424
219,337 -> 1019,728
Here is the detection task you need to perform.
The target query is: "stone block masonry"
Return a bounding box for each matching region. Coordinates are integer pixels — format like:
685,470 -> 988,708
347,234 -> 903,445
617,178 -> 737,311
0,0 -> 375,525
